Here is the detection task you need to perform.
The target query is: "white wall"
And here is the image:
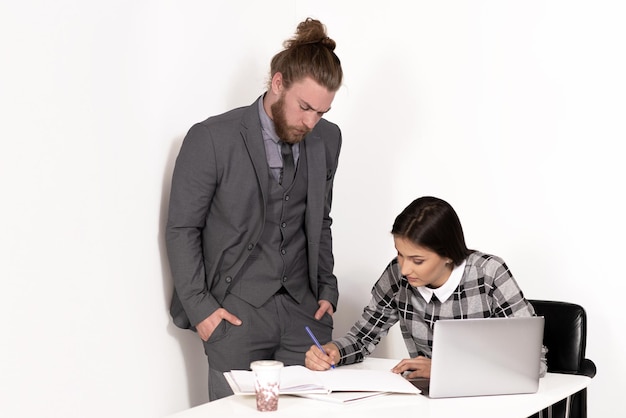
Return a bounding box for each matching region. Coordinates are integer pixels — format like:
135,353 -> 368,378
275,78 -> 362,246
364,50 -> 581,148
1,1 -> 623,416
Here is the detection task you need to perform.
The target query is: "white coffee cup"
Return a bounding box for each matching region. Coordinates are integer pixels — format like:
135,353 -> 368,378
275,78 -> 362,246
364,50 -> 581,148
250,360 -> 284,412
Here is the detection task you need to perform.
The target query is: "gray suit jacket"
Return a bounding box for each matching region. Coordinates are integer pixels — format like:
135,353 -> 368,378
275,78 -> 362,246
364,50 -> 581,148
166,96 -> 342,329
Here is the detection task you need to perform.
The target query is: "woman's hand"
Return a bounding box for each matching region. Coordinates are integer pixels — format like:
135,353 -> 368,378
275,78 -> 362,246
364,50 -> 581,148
391,355 -> 432,378
304,343 -> 339,370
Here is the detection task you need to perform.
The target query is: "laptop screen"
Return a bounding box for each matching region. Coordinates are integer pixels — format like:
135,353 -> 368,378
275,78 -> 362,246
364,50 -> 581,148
426,316 -> 544,398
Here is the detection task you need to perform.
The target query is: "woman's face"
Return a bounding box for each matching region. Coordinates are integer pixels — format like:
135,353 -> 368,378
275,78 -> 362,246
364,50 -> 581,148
394,237 -> 453,289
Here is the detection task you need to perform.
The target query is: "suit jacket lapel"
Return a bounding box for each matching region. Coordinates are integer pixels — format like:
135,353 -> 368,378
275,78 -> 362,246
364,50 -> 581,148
241,97 -> 270,199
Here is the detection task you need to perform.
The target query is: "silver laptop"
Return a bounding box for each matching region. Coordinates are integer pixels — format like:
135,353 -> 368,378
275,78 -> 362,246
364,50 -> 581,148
412,316 -> 544,398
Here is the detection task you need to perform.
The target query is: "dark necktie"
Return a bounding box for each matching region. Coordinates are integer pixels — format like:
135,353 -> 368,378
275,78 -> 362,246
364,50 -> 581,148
280,141 -> 295,187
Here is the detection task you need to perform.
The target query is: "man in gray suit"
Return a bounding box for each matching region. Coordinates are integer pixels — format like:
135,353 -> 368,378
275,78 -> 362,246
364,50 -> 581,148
166,18 -> 344,400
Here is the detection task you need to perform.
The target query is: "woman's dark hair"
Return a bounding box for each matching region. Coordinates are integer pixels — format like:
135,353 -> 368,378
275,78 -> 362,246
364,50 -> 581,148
268,18 -> 343,92
391,196 -> 472,265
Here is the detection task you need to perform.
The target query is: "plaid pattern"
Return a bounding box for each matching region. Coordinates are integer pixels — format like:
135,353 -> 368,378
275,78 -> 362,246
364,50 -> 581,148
333,251 -> 537,365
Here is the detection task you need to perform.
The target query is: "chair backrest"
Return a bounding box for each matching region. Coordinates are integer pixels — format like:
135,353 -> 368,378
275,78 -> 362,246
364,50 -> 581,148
528,300 -> 595,418
528,299 -> 587,374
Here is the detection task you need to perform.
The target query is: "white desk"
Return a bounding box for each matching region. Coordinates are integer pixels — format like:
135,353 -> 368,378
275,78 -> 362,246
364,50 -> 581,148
166,358 -> 591,418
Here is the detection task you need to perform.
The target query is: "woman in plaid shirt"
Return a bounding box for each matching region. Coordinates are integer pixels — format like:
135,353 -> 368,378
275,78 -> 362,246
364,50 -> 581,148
305,196 -> 546,378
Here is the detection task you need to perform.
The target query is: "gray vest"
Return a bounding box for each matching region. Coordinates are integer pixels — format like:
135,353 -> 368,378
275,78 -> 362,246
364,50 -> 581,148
228,144 -> 309,307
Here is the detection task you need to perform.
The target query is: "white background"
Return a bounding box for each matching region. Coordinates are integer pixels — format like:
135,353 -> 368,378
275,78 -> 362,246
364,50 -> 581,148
1,1 -> 624,417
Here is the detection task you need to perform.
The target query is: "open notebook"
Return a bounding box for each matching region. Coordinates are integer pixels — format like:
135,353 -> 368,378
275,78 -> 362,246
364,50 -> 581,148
224,365 -> 421,401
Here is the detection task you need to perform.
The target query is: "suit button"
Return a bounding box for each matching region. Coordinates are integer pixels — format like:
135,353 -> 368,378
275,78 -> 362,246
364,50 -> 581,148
225,276 -> 232,283
247,244 -> 254,250
281,222 -> 287,228
282,276 -> 287,282
285,195 -> 290,201
281,248 -> 286,255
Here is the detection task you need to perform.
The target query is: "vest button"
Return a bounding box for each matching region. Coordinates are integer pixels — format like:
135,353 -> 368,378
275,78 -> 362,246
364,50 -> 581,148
247,244 -> 254,250
284,195 -> 290,201
225,276 -> 232,283
281,248 -> 286,255
281,222 -> 287,228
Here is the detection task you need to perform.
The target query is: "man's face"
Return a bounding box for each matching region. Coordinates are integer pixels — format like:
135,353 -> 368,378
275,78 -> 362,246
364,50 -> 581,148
271,76 -> 336,144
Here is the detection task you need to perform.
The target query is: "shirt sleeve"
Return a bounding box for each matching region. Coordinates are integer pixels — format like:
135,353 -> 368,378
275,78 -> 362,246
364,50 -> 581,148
331,261 -> 402,365
486,255 -> 535,317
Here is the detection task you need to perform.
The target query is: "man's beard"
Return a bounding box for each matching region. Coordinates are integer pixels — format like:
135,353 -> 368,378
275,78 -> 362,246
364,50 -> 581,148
271,95 -> 311,144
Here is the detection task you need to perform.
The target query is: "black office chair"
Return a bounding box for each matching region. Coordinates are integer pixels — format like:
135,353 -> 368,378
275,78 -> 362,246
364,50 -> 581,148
528,300 -> 597,418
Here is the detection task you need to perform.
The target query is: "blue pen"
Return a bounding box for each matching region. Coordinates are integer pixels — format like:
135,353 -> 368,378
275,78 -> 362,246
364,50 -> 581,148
305,326 -> 335,369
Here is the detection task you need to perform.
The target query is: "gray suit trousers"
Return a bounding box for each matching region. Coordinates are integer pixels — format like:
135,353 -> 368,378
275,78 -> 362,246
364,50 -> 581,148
203,290 -> 333,401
